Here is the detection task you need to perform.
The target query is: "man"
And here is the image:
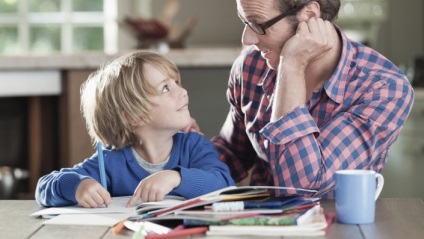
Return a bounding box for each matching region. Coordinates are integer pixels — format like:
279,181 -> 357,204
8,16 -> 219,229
188,0 -> 414,197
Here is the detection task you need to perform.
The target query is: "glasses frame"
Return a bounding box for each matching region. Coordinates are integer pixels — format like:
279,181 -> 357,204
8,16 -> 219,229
238,1 -> 313,35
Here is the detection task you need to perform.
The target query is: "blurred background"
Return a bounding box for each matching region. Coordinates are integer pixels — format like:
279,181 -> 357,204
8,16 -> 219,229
0,0 -> 423,200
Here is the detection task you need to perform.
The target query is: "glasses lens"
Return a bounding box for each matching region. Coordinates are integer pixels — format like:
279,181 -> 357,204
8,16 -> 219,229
248,23 -> 265,35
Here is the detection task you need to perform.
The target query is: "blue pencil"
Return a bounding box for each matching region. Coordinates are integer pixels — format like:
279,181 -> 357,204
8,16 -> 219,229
97,142 -> 107,190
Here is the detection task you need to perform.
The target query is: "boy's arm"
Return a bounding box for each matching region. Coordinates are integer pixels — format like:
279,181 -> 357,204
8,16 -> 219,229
171,134 -> 235,199
35,170 -> 91,207
35,156 -> 104,207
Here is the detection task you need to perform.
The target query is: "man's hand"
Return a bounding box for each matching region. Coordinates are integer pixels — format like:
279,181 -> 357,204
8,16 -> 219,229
181,117 -> 202,134
126,170 -> 182,207
271,18 -> 339,120
281,18 -> 337,70
75,178 -> 112,208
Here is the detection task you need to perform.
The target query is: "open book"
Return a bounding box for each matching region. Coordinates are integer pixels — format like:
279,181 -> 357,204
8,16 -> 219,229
137,185 -> 317,218
130,186 -> 326,238
205,206 -> 335,237
135,195 -> 186,214
181,201 -> 320,226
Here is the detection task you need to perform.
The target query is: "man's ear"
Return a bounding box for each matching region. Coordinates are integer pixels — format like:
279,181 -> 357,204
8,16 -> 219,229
298,1 -> 321,21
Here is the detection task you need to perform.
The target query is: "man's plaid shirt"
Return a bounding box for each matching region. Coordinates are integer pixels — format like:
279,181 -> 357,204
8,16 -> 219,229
212,27 -> 414,198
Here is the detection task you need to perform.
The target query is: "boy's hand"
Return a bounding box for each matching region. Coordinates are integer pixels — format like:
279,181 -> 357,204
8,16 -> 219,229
75,178 -> 112,208
127,170 -> 182,207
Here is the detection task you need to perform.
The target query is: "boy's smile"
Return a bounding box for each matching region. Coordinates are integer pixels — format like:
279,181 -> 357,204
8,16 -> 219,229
143,63 -> 191,132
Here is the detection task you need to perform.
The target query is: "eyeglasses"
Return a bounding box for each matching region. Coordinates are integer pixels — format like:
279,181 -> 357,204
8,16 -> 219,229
238,1 -> 312,35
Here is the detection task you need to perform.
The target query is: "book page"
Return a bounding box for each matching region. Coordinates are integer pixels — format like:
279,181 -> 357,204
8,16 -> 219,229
30,196 -> 135,217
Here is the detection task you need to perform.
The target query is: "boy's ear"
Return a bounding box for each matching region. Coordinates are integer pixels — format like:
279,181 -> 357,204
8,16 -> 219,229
298,1 -> 321,21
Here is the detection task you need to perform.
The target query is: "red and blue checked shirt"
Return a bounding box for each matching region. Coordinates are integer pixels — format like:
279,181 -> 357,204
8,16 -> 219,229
212,28 -> 414,198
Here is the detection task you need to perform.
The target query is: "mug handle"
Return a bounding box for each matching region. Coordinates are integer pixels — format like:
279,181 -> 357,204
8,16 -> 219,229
375,173 -> 384,200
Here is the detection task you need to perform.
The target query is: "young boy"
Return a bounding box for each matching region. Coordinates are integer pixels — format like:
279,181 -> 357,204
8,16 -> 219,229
35,51 -> 234,208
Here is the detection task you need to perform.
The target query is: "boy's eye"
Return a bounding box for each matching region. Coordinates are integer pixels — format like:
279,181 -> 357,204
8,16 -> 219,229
162,85 -> 170,93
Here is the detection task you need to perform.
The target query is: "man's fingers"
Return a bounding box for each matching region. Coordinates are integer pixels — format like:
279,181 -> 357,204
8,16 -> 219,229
307,18 -> 319,35
296,21 -> 308,35
307,18 -> 329,47
326,21 -> 338,47
181,118 -> 201,133
315,18 -> 326,35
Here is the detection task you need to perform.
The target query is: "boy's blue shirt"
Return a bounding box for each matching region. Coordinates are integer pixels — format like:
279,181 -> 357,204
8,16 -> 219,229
36,132 -> 235,207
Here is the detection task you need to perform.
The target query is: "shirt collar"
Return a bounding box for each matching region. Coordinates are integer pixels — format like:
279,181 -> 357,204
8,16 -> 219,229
321,25 -> 355,104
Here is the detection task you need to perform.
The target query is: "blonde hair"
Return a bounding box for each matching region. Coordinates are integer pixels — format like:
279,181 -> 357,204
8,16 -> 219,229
81,50 -> 180,149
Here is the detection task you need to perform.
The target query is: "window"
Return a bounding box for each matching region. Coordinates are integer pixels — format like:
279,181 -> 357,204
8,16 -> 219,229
0,0 -> 117,54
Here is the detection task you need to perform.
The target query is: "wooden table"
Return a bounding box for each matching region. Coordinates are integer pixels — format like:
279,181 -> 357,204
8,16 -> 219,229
2,198 -> 424,239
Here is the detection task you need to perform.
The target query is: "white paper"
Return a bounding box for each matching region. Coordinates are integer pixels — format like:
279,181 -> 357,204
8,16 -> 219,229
42,213 -> 132,226
31,196 -> 135,217
124,221 -> 171,234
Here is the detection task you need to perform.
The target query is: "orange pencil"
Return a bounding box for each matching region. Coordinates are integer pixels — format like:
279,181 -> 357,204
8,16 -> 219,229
112,218 -> 127,235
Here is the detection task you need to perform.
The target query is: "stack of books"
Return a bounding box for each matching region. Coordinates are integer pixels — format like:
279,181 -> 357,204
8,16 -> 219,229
125,186 -> 335,238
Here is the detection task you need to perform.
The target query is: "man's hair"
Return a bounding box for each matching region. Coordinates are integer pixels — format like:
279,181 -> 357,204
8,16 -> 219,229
277,0 -> 340,21
80,50 -> 180,149
274,0 -> 340,32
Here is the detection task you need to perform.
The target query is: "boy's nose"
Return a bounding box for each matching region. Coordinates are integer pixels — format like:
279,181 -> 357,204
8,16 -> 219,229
179,86 -> 188,98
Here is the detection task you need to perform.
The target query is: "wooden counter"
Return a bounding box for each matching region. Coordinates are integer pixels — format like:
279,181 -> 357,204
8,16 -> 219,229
0,48 -> 241,70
